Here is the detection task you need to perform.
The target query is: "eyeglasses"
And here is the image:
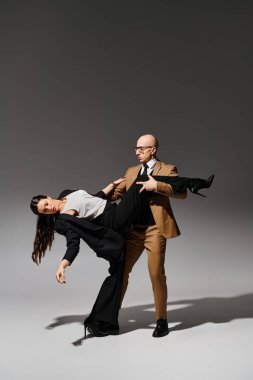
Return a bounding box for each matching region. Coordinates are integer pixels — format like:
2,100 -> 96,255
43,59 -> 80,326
134,146 -> 154,153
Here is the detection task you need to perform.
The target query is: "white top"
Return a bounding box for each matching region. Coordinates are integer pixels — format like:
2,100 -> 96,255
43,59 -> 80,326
60,190 -> 107,220
140,158 -> 157,174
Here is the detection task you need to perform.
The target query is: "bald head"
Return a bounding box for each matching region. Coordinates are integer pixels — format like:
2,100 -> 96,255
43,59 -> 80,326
137,134 -> 158,148
135,134 -> 159,163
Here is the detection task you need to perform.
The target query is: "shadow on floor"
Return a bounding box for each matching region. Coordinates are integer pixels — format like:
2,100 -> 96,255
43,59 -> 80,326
45,293 -> 253,345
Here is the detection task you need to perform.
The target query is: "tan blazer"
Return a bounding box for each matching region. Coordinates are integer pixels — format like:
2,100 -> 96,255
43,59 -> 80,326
109,160 -> 187,239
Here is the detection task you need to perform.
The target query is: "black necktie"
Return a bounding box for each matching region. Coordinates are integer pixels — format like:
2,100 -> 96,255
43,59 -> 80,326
142,163 -> 149,175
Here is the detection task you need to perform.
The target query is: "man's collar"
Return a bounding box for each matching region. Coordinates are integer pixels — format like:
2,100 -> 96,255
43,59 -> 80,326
143,158 -> 157,169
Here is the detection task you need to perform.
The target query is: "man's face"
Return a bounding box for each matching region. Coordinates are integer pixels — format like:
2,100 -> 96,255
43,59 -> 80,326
135,136 -> 156,163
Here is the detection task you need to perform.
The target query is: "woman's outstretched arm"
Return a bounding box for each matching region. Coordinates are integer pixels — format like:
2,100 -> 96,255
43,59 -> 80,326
56,259 -> 70,284
101,178 -> 126,197
54,219 -> 81,284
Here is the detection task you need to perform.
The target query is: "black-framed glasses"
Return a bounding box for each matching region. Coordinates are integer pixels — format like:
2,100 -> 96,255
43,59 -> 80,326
134,146 -> 154,153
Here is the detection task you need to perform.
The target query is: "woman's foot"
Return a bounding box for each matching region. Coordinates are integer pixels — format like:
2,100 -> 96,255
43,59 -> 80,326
84,321 -> 119,338
84,322 -> 109,338
189,174 -> 215,197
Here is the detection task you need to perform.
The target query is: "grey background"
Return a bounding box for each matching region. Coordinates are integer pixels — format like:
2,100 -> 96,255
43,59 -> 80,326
1,1 -> 253,379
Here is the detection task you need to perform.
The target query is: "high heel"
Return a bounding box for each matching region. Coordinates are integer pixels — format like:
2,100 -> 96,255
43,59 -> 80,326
84,322 -> 109,339
189,174 -> 215,197
145,174 -> 214,197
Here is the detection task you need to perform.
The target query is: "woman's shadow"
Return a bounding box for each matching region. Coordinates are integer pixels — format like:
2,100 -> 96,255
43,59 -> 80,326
45,293 -> 253,346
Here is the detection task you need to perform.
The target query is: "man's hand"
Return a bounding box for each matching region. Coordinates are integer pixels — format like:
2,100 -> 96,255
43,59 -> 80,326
56,259 -> 69,284
136,175 -> 158,193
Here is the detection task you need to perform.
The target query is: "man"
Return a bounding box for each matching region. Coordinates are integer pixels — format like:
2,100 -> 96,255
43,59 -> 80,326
108,134 -> 187,337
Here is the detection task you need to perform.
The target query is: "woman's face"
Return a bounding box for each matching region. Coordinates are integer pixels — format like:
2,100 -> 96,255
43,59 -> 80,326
37,197 -> 60,215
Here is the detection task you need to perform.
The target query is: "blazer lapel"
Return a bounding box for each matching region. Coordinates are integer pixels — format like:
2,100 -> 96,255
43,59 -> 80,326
133,164 -> 142,177
152,160 -> 162,175
58,189 -> 76,199
128,164 -> 142,187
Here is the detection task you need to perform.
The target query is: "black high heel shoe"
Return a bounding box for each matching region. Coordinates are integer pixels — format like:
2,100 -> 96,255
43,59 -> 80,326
84,322 -> 109,339
189,174 -> 215,197
150,174 -> 215,197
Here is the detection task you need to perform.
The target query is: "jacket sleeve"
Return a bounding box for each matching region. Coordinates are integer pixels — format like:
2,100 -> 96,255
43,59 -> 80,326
93,190 -> 107,199
62,229 -> 81,264
55,219 -> 80,265
156,166 -> 187,199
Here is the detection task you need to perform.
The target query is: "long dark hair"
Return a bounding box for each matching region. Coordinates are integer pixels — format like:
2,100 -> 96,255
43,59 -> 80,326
30,195 -> 55,265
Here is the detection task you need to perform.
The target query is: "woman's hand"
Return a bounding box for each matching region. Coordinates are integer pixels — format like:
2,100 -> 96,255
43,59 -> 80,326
112,177 -> 126,186
136,175 -> 158,193
56,267 -> 66,284
102,177 -> 126,196
56,259 -> 70,284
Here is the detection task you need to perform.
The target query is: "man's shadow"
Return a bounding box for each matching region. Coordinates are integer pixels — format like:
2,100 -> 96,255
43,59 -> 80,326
45,293 -> 253,346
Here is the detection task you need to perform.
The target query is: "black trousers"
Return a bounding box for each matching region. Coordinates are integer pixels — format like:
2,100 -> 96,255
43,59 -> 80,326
97,176 -> 151,232
84,175 -> 177,330
84,179 -> 145,330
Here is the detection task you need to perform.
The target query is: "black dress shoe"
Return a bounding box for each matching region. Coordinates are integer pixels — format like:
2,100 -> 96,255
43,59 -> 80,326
152,319 -> 170,338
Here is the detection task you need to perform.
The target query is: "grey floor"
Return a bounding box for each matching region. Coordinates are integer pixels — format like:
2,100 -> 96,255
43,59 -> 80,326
1,202 -> 253,379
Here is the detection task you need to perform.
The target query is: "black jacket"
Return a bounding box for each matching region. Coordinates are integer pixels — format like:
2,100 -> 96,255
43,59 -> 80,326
54,190 -> 125,265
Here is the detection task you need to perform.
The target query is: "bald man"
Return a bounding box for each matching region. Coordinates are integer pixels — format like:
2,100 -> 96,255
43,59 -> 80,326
108,134 -> 187,337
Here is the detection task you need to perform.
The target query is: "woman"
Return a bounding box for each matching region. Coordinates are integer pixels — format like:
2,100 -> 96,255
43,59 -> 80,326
30,173 -> 214,338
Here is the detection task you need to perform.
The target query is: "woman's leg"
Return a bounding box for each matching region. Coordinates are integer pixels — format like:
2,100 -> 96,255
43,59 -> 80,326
99,173 -> 214,232
100,175 -> 181,232
99,179 -> 147,232
84,257 -> 125,333
151,174 -> 215,196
